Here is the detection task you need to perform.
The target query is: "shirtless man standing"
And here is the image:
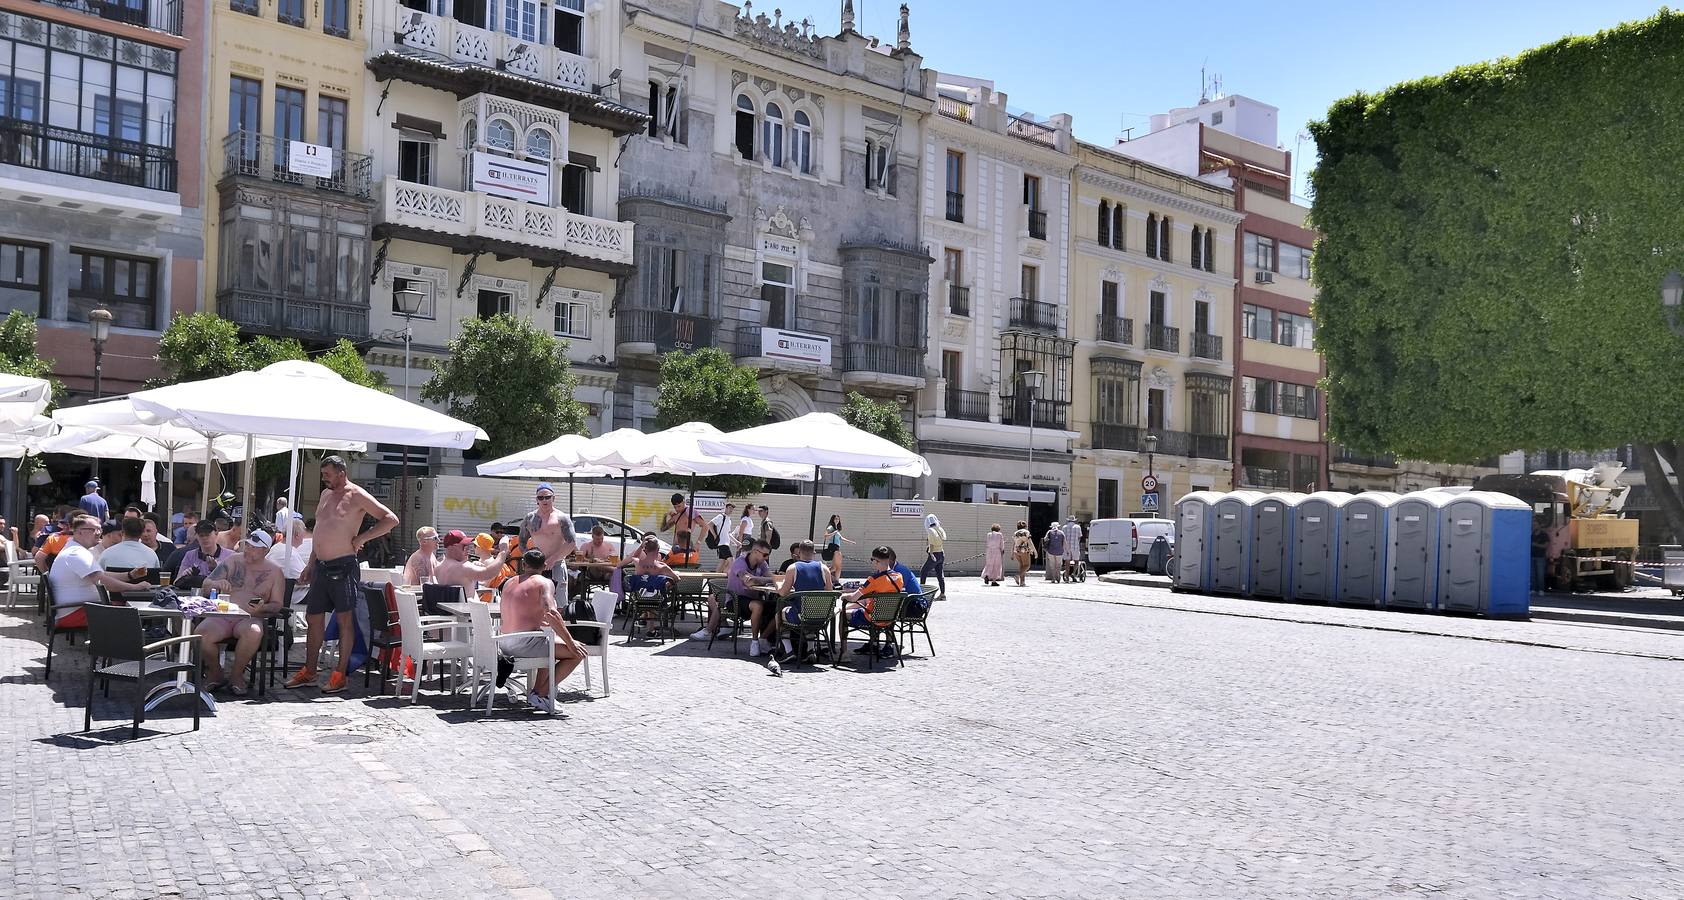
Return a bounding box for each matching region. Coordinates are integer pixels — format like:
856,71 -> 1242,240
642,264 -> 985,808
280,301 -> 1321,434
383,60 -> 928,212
196,530 -> 284,697
660,493 -> 704,567
286,456 -> 398,694
519,482 -> 576,586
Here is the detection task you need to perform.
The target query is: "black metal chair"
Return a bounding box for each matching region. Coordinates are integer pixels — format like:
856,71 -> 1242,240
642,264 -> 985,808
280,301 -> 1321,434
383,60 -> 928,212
41,574 -> 89,680
361,584 -> 403,694
622,576 -> 678,643
704,585 -> 755,653
896,588 -> 940,657
420,582 -> 462,618
777,591 -> 840,666
838,592 -> 906,670
82,603 -> 203,739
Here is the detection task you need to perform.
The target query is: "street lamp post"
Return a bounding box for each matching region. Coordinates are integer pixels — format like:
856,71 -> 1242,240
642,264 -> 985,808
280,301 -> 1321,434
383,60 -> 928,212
1143,432 -> 1158,515
1017,369 -> 1045,522
87,307 -> 113,486
393,288 -> 426,546
1662,271 -> 1683,337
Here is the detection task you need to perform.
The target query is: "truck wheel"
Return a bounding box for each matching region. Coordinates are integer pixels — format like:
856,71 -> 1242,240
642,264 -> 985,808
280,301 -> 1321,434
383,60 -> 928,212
1611,556 -> 1634,590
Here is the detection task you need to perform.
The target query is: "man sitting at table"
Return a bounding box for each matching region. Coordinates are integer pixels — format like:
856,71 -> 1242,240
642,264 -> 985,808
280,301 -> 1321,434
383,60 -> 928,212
268,513 -> 312,583
402,525 -> 440,586
773,539 -> 834,659
691,539 -> 776,653
47,515 -> 149,628
194,530 -> 285,696
573,525 -> 616,590
841,546 -> 906,660
882,545 -> 924,603
434,529 -> 508,601
101,515 -> 160,571
175,520 -> 235,591
624,535 -> 678,636
91,519 -> 122,566
499,549 -> 588,713
142,513 -> 177,563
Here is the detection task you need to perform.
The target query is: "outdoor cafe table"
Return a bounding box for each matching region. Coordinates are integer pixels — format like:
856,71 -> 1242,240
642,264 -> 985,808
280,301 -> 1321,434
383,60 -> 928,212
126,599 -> 284,712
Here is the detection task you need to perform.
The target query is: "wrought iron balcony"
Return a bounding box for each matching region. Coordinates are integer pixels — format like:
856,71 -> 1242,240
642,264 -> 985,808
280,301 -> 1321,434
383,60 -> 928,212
1151,430 -> 1231,461
33,0 -> 183,33
1096,315 -> 1133,345
218,289 -> 369,343
1241,466 -> 1292,489
944,388 -> 990,422
221,132 -> 373,199
945,190 -> 964,223
937,95 -> 974,123
1092,422 -> 1141,452
1333,447 -> 1397,468
843,342 -> 922,379
1000,397 -> 1069,430
1008,297 -> 1060,333
0,117 -> 176,192
1190,331 -> 1223,360
615,308 -> 714,354
1027,209 -> 1047,240
1145,322 -> 1181,353
949,289 -> 976,321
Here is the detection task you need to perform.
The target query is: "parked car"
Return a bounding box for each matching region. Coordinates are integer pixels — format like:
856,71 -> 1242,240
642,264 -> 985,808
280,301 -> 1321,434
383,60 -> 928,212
568,513 -> 672,559
1086,517 -> 1176,573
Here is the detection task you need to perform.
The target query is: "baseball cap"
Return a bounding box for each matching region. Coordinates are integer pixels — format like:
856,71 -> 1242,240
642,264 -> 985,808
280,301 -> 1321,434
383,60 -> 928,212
442,529 -> 468,547
245,530 -> 274,549
520,548 -> 547,569
536,482 -> 555,496
85,480 -> 99,490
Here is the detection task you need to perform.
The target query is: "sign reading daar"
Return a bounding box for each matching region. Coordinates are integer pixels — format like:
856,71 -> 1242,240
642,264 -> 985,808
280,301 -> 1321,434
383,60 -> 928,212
471,151 -> 550,205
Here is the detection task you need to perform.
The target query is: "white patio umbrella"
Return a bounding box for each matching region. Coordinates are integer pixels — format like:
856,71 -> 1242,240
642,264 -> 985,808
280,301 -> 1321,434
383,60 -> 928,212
130,360 -> 485,538
0,415 -> 54,458
0,372 -> 51,427
700,412 -> 932,539
477,433 -> 623,515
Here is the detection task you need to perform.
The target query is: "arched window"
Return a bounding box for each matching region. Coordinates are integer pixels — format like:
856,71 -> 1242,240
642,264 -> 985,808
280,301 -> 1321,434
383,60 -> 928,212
1203,229 -> 1215,272
763,102 -> 785,167
734,94 -> 755,159
1190,225 -> 1203,270
1110,204 -> 1124,250
525,128 -> 553,161
1097,200 -> 1111,247
792,109 -> 812,174
463,117 -> 477,151
1158,216 -> 1171,262
485,118 -> 516,153
1145,212 -> 1158,259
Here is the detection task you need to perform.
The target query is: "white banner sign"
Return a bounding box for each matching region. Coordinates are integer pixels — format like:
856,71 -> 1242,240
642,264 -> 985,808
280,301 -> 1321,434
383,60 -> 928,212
891,500 -> 924,518
760,328 -> 832,366
287,141 -> 335,178
471,151 -> 550,205
691,493 -> 726,516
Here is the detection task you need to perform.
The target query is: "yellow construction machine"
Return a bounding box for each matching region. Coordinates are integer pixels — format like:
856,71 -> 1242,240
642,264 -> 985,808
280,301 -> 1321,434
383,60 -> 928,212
1474,463 -> 1639,592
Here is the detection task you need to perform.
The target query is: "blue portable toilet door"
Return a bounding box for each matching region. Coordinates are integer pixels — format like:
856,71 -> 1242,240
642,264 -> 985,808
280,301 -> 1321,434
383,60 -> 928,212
1295,502 -> 1334,602
1390,502 -> 1434,609
1173,500 -> 1207,590
1339,503 -> 1383,604
1211,500 -> 1247,593
1251,500 -> 1289,597
1439,500 -> 1487,613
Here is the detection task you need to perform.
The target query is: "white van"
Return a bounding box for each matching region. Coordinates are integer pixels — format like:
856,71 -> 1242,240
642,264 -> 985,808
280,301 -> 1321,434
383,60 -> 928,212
1086,517 -> 1176,573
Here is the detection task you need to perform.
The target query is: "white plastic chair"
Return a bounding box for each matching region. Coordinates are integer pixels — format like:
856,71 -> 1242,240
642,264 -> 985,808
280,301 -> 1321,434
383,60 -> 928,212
575,589 -> 615,697
393,588 -> 470,704
7,559 -> 39,610
465,600 -> 558,715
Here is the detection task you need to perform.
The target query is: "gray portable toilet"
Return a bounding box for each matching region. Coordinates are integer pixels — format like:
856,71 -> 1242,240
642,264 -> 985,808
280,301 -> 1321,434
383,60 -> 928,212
1172,491 -> 1223,592
1387,491 -> 1454,610
1438,491 -> 1532,616
1210,491 -> 1265,594
1337,492 -> 1399,606
1248,492 -> 1305,599
1293,492 -> 1353,603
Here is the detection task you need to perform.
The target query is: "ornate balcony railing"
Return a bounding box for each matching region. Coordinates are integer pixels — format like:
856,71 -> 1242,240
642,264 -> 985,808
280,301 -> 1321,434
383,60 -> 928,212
1241,466 -> 1292,489
1096,315 -> 1133,345
945,190 -> 964,223
1145,322 -> 1181,353
844,342 -> 922,378
1190,331 -> 1223,361
947,283 -> 970,317
944,388 -> 990,422
1152,430 -> 1230,461
1000,397 -> 1069,430
1006,113 -> 1058,147
1092,422 -> 1141,452
937,95 -> 974,123
1027,209 -> 1047,240
1008,297 -> 1060,333
222,131 -> 372,199
34,0 -> 183,33
218,289 -> 369,342
379,176 -> 632,265
379,0 -> 595,91
0,117 -> 175,191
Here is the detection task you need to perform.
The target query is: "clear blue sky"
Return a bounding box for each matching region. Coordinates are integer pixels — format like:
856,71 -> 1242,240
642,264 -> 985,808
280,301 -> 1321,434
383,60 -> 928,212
841,0 -> 1666,198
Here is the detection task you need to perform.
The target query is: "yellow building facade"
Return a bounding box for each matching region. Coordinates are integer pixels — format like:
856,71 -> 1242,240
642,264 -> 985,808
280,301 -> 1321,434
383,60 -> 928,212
1067,143 -> 1243,520
202,0 -> 375,341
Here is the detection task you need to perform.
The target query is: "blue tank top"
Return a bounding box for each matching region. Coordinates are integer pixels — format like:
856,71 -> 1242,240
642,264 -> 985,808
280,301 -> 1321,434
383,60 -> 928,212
792,559 -> 828,592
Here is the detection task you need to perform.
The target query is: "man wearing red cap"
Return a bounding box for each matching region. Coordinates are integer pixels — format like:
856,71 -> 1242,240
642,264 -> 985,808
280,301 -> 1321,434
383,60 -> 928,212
434,529 -> 508,600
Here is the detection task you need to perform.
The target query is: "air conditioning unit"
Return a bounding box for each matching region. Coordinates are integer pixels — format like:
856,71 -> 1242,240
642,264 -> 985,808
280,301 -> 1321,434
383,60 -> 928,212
1254,271 -> 1275,284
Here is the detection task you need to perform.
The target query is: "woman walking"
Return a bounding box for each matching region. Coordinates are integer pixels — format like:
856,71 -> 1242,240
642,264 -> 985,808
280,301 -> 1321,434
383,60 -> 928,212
1011,520 -> 1035,587
982,523 -> 1005,586
822,514 -> 854,580
920,513 -> 948,599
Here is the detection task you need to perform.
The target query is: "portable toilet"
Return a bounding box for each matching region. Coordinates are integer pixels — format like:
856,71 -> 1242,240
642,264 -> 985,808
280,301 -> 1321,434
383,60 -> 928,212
1438,491 -> 1532,616
1337,492 -> 1399,606
1210,491 -> 1265,594
1293,492 -> 1353,603
1172,491 -> 1223,592
1387,491 -> 1455,610
1248,492 -> 1306,599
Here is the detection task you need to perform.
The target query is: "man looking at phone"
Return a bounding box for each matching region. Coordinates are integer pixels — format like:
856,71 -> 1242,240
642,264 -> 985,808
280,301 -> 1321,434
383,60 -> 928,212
195,530 -> 285,696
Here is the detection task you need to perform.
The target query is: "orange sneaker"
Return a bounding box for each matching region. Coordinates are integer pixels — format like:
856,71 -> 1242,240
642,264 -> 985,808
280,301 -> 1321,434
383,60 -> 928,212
284,668 -> 318,689
322,671 -> 348,694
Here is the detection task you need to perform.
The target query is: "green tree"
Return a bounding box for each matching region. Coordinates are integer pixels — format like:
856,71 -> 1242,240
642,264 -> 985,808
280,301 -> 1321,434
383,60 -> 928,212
1308,10 -> 1684,539
0,310 -> 55,383
154,312 -> 246,384
420,314 -> 585,461
838,391 -> 914,499
654,347 -> 769,495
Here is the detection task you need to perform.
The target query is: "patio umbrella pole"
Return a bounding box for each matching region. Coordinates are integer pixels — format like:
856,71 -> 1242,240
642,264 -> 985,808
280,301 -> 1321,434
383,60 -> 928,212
619,468 -> 629,543
282,439 -> 300,547
685,473 -> 696,561
165,446 -> 175,527
568,474 -> 574,517
241,434 -> 255,535
808,464 -> 820,541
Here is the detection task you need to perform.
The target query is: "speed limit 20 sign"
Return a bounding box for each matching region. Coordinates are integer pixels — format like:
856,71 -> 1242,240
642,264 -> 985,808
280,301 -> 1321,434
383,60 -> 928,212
1141,474 -> 1159,492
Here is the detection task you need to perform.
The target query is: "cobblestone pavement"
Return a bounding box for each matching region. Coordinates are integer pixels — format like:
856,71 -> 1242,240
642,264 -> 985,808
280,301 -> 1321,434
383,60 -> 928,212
4,577 -> 1683,899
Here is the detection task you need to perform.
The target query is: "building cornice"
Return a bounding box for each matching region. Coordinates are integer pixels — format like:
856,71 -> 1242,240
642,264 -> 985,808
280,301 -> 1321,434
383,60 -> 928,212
925,118 -> 1074,176
1078,168 -> 1244,225
1074,242 -> 1240,291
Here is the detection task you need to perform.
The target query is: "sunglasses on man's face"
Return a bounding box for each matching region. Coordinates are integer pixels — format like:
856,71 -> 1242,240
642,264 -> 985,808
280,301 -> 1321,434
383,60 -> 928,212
536,495 -> 555,502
